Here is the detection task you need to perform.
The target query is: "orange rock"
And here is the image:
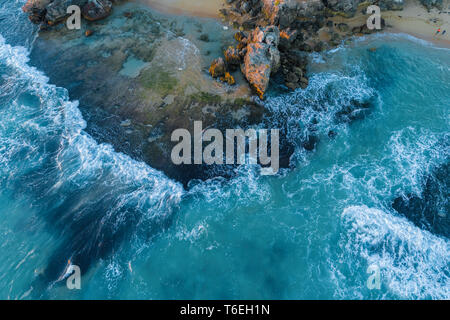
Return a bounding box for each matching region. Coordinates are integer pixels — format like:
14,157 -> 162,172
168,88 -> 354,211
234,31 -> 247,43
237,42 -> 247,51
220,72 -> 235,85
224,46 -> 241,66
243,43 -> 272,99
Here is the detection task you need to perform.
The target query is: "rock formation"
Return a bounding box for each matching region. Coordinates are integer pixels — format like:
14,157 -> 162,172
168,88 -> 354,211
22,0 -> 112,25
216,0 -> 425,98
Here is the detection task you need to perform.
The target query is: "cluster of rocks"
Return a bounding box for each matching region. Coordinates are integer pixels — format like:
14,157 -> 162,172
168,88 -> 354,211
22,0 -> 114,26
214,0 -> 444,98
210,26 -> 284,99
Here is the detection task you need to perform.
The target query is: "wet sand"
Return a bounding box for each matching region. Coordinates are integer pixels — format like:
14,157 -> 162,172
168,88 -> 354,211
331,0 -> 450,48
142,0 -> 449,48
383,0 -> 450,49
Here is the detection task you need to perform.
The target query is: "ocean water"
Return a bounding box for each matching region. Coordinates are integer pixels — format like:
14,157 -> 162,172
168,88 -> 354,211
0,1 -> 449,299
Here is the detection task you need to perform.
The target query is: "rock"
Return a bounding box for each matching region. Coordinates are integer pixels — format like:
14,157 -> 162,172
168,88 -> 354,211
209,58 -> 226,78
243,43 -> 272,99
234,31 -> 247,42
392,162 -> 449,238
199,33 -> 210,42
285,82 -> 299,90
249,26 -> 280,47
224,46 -> 241,66
279,28 -> 297,49
28,7 -> 48,24
220,72 -> 236,85
419,0 -> 442,10
299,77 -> 308,89
45,0 -> 88,24
81,0 -> 112,22
22,0 -> 51,13
285,72 -> 298,83
163,94 -> 175,105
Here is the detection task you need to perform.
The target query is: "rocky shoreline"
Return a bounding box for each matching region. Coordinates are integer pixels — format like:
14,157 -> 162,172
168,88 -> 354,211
21,0 -> 446,186
210,0 -> 446,98
23,0 -> 447,98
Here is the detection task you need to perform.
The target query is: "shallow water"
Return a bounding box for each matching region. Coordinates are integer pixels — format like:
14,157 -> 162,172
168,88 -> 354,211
0,1 -> 449,299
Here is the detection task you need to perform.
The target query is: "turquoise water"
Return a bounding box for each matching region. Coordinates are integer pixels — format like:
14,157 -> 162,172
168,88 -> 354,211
0,1 -> 449,299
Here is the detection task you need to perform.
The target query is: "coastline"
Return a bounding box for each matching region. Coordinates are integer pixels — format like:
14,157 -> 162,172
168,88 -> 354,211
140,0 -> 225,18
140,0 -> 450,48
329,0 -> 450,49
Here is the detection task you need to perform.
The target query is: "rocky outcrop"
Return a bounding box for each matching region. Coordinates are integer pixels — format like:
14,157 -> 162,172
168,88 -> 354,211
242,26 -> 280,98
209,25 -> 281,98
392,162 -> 449,238
219,0 -> 411,97
209,57 -> 226,78
22,0 -> 112,25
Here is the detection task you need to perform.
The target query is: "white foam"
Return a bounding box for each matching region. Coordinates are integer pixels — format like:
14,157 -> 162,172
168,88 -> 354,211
340,205 -> 450,299
0,34 -> 183,221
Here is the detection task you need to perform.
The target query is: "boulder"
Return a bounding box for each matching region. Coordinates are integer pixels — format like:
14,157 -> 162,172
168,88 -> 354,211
22,0 -> 51,24
242,25 -> 280,99
209,58 -> 226,78
220,72 -> 236,85
81,0 -> 112,21
419,0 -> 443,10
243,42 -> 272,99
224,46 -> 241,66
22,0 -> 52,12
45,0 -> 88,24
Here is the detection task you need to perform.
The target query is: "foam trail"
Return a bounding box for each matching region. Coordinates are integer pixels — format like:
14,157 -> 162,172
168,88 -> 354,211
0,34 -> 184,296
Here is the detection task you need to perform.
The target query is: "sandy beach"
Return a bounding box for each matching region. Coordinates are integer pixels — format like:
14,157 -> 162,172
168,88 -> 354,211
329,0 -> 450,48
383,0 -> 450,48
141,0 -> 225,18
141,0 -> 449,48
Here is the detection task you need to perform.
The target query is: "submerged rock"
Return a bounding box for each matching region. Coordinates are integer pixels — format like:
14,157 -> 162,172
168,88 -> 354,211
392,162 -> 450,238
